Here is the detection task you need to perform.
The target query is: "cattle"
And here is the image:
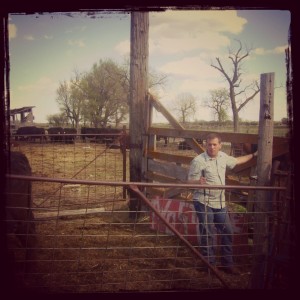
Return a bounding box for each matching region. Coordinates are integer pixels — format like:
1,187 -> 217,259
5,151 -> 36,275
47,127 -> 77,143
15,126 -> 46,143
80,127 -> 100,142
62,128 -> 77,144
80,127 -> 122,145
178,139 -> 203,150
98,127 -> 122,145
47,127 -> 64,142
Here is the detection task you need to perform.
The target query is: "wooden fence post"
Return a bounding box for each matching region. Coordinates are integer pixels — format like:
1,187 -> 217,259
250,72 -> 275,288
128,12 -> 149,219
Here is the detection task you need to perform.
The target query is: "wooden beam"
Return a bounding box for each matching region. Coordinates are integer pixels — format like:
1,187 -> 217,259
147,150 -> 193,165
148,126 -> 288,145
34,207 -> 105,220
149,94 -> 205,153
145,171 -> 180,183
147,159 -> 188,182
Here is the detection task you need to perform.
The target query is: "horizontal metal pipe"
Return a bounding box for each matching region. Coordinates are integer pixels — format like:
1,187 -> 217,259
6,174 -> 286,191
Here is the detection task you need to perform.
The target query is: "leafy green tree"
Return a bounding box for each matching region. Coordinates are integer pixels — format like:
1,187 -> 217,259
81,59 -> 129,128
55,58 -> 167,128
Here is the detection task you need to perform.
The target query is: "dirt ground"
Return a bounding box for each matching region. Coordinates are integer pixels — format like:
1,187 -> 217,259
8,140 -> 252,292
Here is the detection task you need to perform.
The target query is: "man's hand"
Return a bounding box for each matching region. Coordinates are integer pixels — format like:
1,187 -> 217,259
253,151 -> 258,158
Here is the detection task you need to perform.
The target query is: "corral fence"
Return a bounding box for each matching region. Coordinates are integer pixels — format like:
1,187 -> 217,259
5,173 -> 289,292
5,122 -> 294,292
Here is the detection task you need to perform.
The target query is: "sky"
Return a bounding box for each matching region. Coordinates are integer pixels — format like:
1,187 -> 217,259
8,9 -> 291,124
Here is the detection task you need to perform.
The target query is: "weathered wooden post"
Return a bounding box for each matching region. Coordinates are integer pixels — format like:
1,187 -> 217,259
122,125 -> 127,199
128,12 -> 149,219
250,72 -> 275,288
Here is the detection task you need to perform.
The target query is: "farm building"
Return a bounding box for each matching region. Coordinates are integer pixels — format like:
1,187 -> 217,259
9,106 -> 35,133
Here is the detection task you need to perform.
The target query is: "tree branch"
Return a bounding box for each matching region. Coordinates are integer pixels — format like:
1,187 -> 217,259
237,82 -> 260,112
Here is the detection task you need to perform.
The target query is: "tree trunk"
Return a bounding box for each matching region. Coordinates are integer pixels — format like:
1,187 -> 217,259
233,109 -> 239,132
230,86 -> 239,132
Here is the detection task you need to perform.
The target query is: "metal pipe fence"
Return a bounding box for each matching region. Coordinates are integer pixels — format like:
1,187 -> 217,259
5,173 -> 286,292
5,137 -> 290,292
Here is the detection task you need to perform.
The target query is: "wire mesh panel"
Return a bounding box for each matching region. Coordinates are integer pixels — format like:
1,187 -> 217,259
5,139 -> 290,292
6,181 -> 287,292
11,137 -> 127,204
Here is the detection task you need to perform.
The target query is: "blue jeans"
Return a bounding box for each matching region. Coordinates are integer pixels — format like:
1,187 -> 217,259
193,201 -> 233,267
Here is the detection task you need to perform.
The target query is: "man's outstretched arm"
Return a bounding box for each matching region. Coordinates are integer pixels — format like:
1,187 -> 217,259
236,151 -> 258,166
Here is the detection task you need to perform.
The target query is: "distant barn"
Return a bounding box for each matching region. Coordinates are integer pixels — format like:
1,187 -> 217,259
9,106 -> 35,135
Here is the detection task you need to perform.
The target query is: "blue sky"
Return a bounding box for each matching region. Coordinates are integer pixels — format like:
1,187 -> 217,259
8,9 -> 291,124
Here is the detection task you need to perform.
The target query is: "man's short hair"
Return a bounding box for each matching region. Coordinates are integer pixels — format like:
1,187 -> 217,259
206,132 -> 222,143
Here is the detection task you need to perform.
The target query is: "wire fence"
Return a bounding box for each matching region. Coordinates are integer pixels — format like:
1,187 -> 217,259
5,137 -> 290,292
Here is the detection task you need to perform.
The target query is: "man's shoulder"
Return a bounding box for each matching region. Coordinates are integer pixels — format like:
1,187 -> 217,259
192,152 -> 205,162
218,151 -> 228,157
193,152 -> 206,161
218,151 -> 235,160
218,151 -> 238,166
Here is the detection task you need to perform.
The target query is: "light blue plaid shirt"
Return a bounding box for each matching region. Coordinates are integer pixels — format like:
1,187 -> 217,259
188,151 -> 237,208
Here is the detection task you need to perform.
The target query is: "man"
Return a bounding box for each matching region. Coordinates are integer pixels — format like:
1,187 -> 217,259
187,133 -> 257,275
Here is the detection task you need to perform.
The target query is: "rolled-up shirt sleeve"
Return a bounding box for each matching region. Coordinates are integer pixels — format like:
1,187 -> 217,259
226,155 -> 238,170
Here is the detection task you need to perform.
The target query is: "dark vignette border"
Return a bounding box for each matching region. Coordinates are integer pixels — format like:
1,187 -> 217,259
0,0 -> 297,296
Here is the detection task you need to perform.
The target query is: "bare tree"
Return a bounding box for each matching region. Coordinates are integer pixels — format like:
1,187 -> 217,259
148,67 -> 168,94
56,75 -> 84,129
46,113 -> 68,127
203,88 -> 230,122
211,40 -> 260,132
174,93 -> 197,124
122,57 -> 168,100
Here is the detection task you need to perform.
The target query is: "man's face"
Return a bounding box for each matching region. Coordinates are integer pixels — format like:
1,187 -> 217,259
206,137 -> 222,158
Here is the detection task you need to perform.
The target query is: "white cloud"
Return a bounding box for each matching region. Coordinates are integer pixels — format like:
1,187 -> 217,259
24,35 -> 34,41
9,23 -> 17,40
254,45 -> 288,55
150,33 -> 230,55
181,78 -> 225,95
273,45 -> 288,54
115,10 -> 246,57
17,77 -> 56,93
159,56 -> 220,79
115,40 -> 130,56
78,25 -> 87,32
148,10 -> 246,55
150,10 -> 247,36
44,35 -> 53,40
12,77 -> 58,123
67,39 -> 86,47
